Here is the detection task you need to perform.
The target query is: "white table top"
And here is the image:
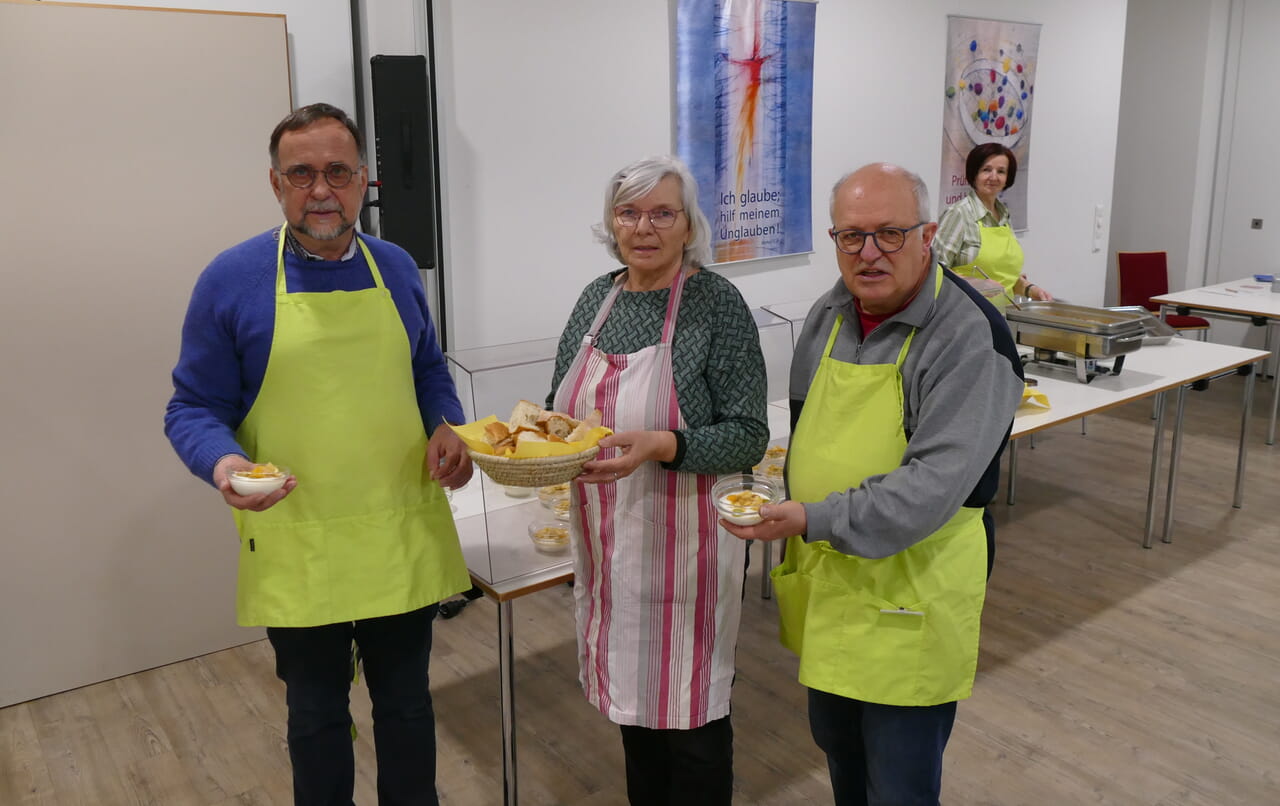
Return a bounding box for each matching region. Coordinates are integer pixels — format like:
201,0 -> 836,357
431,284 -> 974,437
1014,337 -> 1268,437
1150,277 -> 1280,318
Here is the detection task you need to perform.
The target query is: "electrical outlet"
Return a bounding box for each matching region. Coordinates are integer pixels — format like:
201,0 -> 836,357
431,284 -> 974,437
1251,218 -> 1264,230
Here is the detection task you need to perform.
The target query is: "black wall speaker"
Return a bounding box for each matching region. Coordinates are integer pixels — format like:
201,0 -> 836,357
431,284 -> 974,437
370,55 -> 438,269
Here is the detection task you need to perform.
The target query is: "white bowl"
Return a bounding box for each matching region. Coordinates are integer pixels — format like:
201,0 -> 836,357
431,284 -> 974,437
712,475 -> 782,526
527,520 -> 570,554
228,466 -> 288,496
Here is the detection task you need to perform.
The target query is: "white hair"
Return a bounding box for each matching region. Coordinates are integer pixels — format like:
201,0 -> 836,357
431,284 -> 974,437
829,163 -> 931,223
593,155 -> 712,269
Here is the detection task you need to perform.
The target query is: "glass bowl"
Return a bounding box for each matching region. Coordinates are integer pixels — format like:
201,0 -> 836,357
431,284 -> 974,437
712,474 -> 783,526
537,482 -> 571,508
228,465 -> 288,496
527,520 -> 570,554
550,496 -> 572,521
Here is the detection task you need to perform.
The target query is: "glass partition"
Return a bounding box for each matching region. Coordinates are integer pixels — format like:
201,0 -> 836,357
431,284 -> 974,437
444,307 -> 800,590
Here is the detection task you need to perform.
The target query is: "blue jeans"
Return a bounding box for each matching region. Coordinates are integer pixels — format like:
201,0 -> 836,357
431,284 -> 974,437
807,688 -> 956,806
267,605 -> 439,806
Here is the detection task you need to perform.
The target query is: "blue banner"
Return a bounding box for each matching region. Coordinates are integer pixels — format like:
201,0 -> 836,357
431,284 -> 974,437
677,0 -> 815,263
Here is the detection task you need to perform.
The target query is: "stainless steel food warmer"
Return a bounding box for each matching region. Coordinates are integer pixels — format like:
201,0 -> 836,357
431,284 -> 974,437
1005,302 -> 1147,383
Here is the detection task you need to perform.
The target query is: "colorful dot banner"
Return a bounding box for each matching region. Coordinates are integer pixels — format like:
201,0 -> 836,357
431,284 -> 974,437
939,16 -> 1041,231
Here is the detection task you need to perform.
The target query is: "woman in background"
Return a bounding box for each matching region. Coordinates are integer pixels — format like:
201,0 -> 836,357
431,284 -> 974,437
935,142 -> 1053,301
548,155 -> 768,805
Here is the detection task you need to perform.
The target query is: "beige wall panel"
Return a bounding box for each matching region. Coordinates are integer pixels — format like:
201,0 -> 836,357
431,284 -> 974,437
0,1 -> 291,706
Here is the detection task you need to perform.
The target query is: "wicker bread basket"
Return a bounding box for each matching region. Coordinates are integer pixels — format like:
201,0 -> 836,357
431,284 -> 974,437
468,446 -> 599,487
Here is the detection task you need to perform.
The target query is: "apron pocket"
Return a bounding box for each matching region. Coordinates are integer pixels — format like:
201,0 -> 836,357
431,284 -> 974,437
847,596 -> 928,703
771,567 -> 849,660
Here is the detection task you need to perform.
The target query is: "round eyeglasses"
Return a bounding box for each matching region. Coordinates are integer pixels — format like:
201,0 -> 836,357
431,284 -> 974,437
829,222 -> 926,255
277,163 -> 360,190
614,207 -> 685,229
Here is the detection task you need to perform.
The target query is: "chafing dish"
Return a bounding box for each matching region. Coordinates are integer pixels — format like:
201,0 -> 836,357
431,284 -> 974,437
1006,302 -> 1147,383
1105,306 -> 1178,345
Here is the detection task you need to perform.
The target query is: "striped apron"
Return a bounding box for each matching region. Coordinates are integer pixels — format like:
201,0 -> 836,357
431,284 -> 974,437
554,269 -> 744,729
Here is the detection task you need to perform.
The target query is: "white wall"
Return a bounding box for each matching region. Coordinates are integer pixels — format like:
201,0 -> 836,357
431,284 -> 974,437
1209,0 -> 1280,283
1110,0 -> 1229,302
430,0 -> 1129,349
1112,0 -> 1280,351
54,0 -> 1131,348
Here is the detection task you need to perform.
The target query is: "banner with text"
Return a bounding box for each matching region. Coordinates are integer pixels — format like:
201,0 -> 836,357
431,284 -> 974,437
939,16 -> 1041,230
677,0 -> 815,263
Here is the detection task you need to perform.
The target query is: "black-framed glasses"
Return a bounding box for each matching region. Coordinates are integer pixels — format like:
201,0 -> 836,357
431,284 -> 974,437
277,163 -> 361,189
614,207 -> 685,229
829,222 -> 926,255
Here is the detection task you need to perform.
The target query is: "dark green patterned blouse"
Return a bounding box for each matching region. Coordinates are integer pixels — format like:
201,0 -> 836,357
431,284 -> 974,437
547,268 -> 768,475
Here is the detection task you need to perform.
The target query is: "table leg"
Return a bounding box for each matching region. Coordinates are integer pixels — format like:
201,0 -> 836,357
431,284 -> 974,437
1161,385 -> 1189,543
760,540 -> 773,600
1142,391 -> 1168,549
1268,325 -> 1279,446
498,600 -> 518,806
1006,438 -> 1018,505
1265,322 -> 1275,380
1235,362 -> 1258,507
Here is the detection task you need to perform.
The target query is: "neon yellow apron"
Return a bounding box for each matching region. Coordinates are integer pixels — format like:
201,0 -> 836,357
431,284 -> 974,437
771,271 -> 988,705
231,226 -> 470,627
951,220 -> 1024,295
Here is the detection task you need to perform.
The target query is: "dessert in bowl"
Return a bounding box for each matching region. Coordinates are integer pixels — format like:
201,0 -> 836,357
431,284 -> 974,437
228,463 -> 288,496
712,475 -> 783,526
527,520 -> 570,554
538,482 -> 571,508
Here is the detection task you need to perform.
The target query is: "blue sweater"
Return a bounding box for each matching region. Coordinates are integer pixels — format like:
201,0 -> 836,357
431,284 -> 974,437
165,229 -> 464,485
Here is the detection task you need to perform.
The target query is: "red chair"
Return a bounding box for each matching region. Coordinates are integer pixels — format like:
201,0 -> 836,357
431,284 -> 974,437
1117,251 -> 1210,337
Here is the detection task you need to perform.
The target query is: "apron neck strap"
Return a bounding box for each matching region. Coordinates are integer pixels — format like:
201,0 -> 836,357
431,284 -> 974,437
581,267 -> 690,348
275,224 -> 384,294
825,267 -> 944,367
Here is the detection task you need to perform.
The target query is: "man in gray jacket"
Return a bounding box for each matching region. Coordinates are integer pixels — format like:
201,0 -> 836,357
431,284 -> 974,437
723,163 -> 1023,805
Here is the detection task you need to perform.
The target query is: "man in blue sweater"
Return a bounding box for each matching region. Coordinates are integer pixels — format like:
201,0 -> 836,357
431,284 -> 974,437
165,103 -> 471,806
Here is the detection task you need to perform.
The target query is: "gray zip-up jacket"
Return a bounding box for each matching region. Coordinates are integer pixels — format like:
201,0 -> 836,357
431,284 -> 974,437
788,262 -> 1024,559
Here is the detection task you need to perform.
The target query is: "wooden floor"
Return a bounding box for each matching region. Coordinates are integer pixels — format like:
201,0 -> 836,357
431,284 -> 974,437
4,375 -> 1279,805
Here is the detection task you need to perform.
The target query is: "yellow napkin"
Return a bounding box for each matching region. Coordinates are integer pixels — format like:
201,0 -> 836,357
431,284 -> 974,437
1020,385 -> 1050,410
450,415 -> 613,458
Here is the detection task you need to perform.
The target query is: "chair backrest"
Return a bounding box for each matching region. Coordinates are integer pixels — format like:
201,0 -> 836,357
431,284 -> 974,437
1117,251 -> 1170,313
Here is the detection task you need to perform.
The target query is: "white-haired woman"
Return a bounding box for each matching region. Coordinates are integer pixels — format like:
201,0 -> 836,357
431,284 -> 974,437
548,155 -> 768,804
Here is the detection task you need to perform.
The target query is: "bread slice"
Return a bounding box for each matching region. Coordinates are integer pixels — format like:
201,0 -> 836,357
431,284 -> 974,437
565,421 -> 592,443
484,421 -> 511,446
514,430 -> 547,445
543,414 -> 574,440
507,399 -> 543,431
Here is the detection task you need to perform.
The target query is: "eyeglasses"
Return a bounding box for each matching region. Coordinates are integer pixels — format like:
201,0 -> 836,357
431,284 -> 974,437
829,222 -> 926,255
276,163 -> 361,189
614,207 -> 685,229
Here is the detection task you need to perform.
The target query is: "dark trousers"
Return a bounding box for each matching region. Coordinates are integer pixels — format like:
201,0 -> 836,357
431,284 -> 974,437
619,715 -> 734,805
266,604 -> 439,806
808,688 -> 956,806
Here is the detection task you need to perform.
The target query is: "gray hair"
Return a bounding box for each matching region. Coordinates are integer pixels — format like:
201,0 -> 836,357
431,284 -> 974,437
829,163 -> 931,223
593,155 -> 712,269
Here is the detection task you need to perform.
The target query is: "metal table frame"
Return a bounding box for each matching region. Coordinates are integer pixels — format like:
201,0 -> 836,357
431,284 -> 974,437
1151,278 -> 1280,445
466,564 -> 572,806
